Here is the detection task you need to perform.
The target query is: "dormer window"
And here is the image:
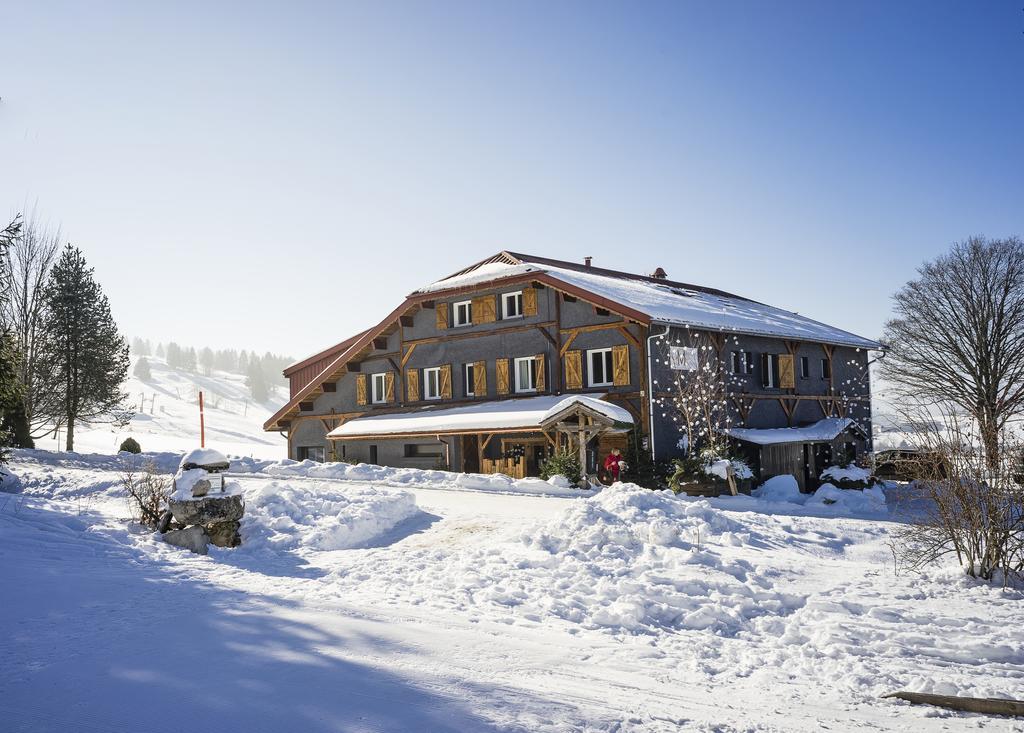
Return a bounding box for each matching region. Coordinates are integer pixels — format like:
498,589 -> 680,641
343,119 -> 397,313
453,300 -> 472,327
502,291 -> 523,319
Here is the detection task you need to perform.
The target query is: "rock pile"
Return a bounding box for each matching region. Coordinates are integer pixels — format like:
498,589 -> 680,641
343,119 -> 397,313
159,448 -> 244,555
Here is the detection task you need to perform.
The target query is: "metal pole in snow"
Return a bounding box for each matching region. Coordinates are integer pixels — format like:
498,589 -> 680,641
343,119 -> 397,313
199,391 -> 205,448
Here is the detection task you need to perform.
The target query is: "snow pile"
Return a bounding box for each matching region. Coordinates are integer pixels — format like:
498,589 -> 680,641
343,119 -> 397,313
241,481 -> 419,552
750,475 -> 888,516
231,458 -> 588,497
819,464 -> 872,483
704,457 -> 753,481
180,447 -> 229,469
343,483 -> 803,636
753,475 -> 803,503
805,483 -> 887,515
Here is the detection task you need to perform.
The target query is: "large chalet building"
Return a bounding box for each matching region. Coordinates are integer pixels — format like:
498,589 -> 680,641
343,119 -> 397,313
265,252 -> 881,490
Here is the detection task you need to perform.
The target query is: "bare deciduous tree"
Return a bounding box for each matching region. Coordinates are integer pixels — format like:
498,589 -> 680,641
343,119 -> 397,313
1,210 -> 61,440
881,236 -> 1024,468
889,400 -> 1024,584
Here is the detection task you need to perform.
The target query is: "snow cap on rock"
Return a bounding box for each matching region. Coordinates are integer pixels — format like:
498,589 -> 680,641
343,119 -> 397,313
180,447 -> 230,472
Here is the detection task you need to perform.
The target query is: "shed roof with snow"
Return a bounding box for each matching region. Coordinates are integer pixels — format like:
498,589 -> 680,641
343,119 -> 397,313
723,417 -> 866,446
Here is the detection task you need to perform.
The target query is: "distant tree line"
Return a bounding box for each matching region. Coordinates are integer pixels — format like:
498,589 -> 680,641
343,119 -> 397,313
129,338 -> 292,403
0,210 -> 129,454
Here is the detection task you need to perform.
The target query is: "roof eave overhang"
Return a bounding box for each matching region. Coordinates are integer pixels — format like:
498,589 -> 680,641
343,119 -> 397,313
649,319 -> 882,351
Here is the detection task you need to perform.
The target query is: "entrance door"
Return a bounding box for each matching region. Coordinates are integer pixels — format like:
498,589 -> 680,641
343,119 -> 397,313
461,435 -> 480,473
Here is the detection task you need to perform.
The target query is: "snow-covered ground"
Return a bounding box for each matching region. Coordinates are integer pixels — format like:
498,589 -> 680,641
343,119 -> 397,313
2,451 -> 1022,732
31,356 -> 287,458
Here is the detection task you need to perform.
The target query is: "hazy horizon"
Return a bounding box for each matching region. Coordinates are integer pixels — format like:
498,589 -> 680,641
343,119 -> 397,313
3,2 -> 1022,360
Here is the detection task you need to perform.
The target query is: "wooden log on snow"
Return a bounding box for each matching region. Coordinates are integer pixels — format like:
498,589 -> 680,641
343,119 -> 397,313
883,691 -> 1024,717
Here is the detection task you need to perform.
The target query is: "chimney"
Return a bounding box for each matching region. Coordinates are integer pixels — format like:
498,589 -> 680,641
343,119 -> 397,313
651,267 -> 668,279
584,256 -> 592,267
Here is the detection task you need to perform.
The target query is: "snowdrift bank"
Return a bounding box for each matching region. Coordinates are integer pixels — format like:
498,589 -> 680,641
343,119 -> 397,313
334,483 -> 804,636
231,457 -> 586,497
241,481 -> 419,552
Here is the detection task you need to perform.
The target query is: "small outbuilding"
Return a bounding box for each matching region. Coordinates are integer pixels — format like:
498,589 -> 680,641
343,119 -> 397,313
724,417 -> 869,491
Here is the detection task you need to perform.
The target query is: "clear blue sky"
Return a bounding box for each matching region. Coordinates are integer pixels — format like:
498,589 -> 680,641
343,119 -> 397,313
2,1 -> 1021,359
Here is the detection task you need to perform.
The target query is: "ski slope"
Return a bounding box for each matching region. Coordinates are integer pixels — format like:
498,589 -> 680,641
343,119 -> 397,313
32,356 -> 287,459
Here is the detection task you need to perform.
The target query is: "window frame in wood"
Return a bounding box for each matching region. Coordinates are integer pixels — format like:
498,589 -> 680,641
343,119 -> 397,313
464,363 -> 475,397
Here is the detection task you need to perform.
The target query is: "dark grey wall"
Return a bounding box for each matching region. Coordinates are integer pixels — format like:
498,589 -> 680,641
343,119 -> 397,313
290,283 -> 643,461
648,326 -> 873,460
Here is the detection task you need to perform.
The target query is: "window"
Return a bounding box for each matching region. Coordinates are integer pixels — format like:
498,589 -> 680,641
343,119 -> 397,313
502,291 -> 523,319
371,372 -> 387,404
731,350 -> 754,374
423,367 -> 442,400
404,443 -> 444,458
821,358 -> 832,379
453,300 -> 472,327
761,353 -> 780,388
588,348 -> 614,387
514,357 -> 537,393
369,445 -> 378,464
799,356 -> 810,379
464,363 -> 475,397
297,446 -> 325,462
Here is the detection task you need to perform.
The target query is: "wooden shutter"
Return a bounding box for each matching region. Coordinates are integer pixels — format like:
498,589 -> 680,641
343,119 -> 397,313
496,358 -> 510,395
440,364 -> 452,399
356,374 -> 368,406
612,344 -> 630,386
778,354 -> 795,389
406,369 -> 419,402
385,372 -> 396,402
523,287 -> 538,317
534,354 -> 546,392
472,295 -> 497,324
436,303 -> 448,330
564,350 -> 583,390
473,360 -> 487,396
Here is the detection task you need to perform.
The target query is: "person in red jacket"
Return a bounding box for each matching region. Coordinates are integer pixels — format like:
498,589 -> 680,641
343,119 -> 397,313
603,448 -> 624,483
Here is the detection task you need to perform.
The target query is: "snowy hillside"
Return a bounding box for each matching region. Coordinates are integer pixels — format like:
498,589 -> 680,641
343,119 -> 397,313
33,356 -> 287,458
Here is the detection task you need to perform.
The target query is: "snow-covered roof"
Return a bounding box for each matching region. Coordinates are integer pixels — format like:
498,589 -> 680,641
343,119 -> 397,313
415,261 -> 541,294
541,265 -> 881,349
540,395 -> 633,426
724,417 -> 863,446
415,254 -> 881,349
328,394 -> 630,439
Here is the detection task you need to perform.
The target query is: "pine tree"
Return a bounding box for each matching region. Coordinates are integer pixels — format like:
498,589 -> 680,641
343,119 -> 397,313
155,342 -> 165,359
199,347 -> 214,375
133,356 -> 152,381
246,360 -> 268,403
0,216 -> 30,455
38,245 -> 129,451
184,346 -> 197,373
166,342 -> 181,369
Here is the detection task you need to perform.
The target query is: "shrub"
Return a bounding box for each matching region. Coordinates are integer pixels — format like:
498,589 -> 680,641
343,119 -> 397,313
540,451 -> 582,487
119,437 -> 141,454
622,429 -> 671,490
121,457 -> 170,528
819,464 -> 878,490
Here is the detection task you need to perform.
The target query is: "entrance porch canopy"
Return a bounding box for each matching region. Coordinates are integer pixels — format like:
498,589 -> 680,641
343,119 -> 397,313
327,394 -> 633,441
